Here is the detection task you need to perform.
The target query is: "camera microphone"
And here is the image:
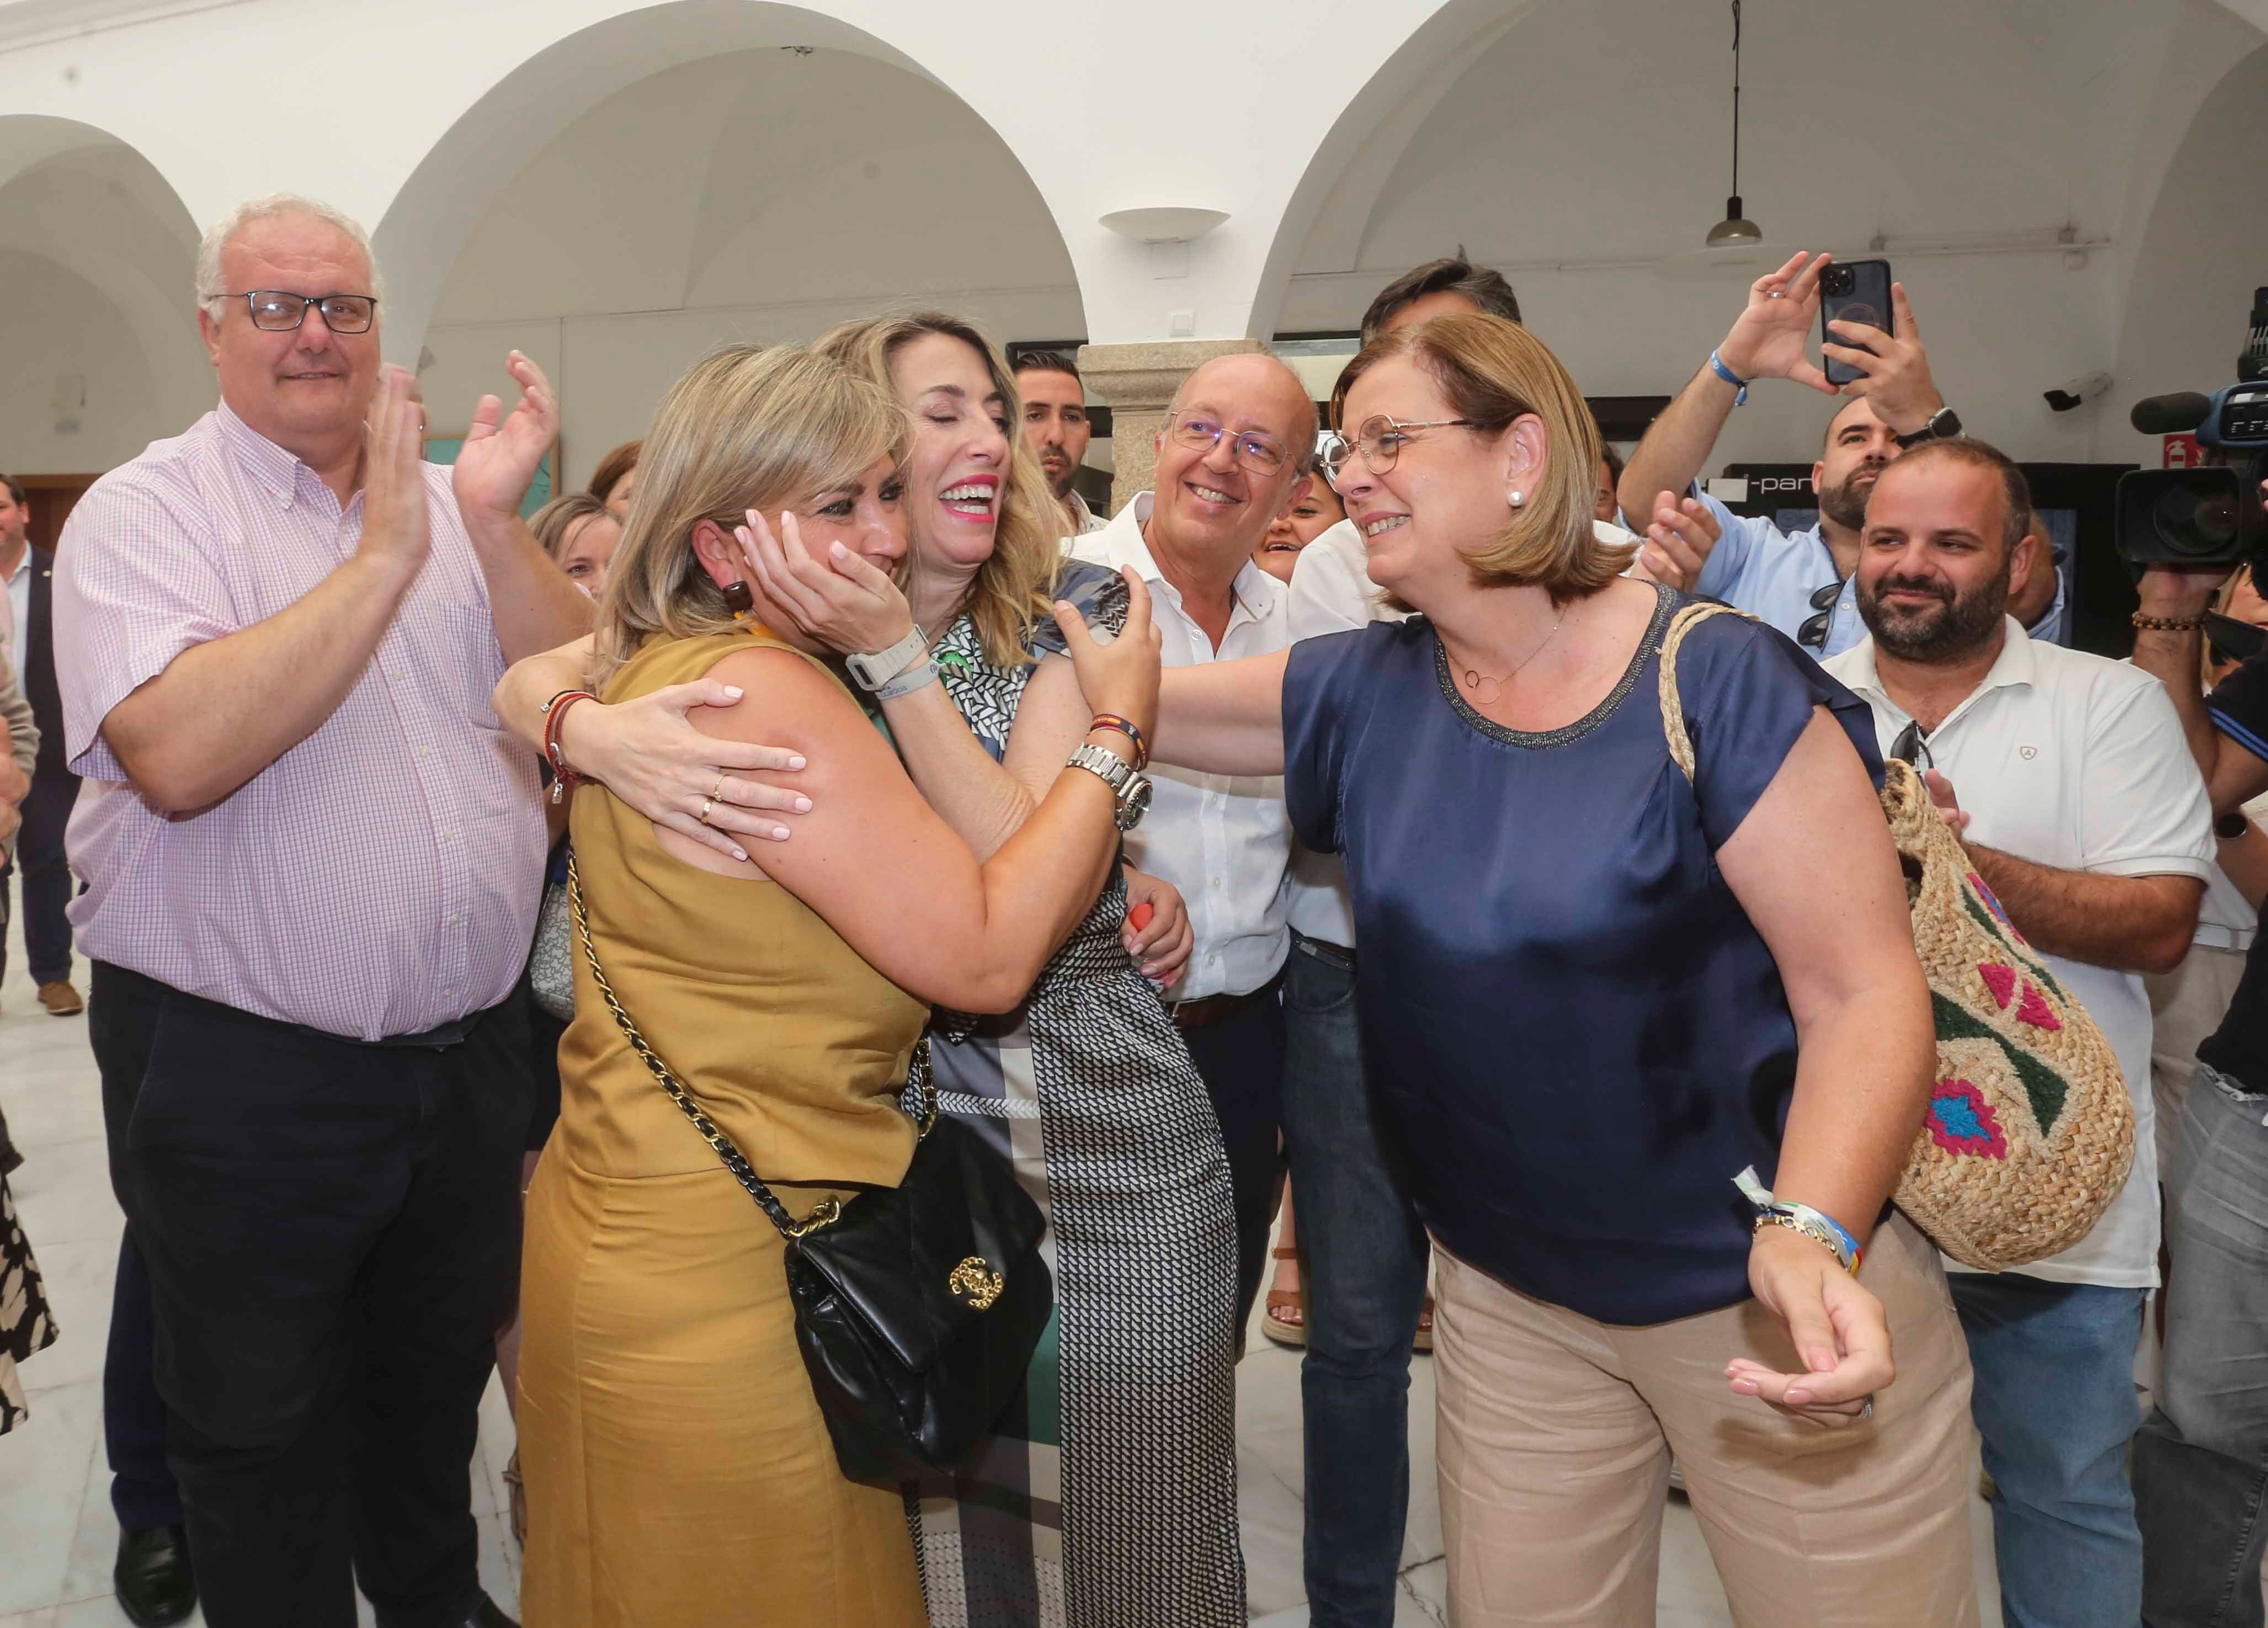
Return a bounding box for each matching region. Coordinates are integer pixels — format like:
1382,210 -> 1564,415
2131,392 -> 2215,435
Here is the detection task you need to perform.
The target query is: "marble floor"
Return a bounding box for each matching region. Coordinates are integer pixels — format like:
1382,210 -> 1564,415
0,911 -> 2005,1626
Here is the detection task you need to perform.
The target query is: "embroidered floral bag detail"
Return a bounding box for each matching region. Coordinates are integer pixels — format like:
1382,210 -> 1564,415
1658,602 -> 2133,1270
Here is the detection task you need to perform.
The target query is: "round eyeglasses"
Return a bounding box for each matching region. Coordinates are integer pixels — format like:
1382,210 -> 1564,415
1167,412 -> 1291,477
215,291 -> 379,334
1321,414 -> 1478,489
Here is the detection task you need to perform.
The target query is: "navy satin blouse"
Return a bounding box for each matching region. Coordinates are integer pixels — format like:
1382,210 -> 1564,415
1282,584 -> 1882,1324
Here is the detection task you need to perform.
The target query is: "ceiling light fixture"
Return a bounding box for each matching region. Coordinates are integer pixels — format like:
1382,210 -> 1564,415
1703,1 -> 1762,249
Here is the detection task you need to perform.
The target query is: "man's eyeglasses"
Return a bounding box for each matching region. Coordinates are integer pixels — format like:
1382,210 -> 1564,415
1797,578 -> 1845,650
1167,413 -> 1291,477
215,291 -> 379,334
1889,718 -> 1934,772
1321,414 -> 1478,490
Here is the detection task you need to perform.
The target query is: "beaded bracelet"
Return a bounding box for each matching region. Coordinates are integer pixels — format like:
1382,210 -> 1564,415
1733,1167 -> 1862,1275
2131,612 -> 2208,633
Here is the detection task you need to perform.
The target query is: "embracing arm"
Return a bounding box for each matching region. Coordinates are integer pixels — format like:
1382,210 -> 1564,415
1716,710 -> 1933,1423
705,648 -> 1122,1012
1150,649 -> 1291,776
1960,849 -> 2201,976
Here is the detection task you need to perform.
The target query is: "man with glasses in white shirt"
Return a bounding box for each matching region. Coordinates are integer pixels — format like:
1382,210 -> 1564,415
1617,251 -> 2065,658
1069,352 -> 1316,1344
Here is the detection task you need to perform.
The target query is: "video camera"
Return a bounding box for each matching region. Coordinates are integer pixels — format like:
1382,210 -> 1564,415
2115,287 -> 2268,570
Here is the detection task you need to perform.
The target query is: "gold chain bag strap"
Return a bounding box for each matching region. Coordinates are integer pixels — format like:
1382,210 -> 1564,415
567,854 -> 1054,1478
1657,602 -> 2133,1270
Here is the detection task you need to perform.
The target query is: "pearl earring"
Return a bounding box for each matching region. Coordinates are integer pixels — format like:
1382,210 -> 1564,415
1509,490 -> 1526,508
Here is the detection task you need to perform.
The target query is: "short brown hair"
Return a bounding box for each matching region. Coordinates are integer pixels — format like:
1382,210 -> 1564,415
1332,313 -> 1631,601
587,440 -> 641,504
1878,437 -> 2033,556
1360,254 -> 1522,343
1012,349 -> 1081,389
0,472 -> 23,508
528,491 -> 613,561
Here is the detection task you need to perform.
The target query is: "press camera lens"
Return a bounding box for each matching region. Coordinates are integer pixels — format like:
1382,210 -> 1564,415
2153,482 -> 2241,557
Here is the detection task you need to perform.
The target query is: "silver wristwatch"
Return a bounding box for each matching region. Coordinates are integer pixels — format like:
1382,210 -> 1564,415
845,625 -> 929,690
1067,742 -> 1152,832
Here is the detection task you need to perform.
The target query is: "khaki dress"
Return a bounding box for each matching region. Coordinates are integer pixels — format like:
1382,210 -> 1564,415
518,629 -> 930,1628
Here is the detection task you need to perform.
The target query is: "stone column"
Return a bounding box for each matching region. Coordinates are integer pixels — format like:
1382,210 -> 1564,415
1077,338 -> 1267,519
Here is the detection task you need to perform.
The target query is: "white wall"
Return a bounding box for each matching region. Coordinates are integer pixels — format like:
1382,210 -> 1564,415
0,248 -> 183,472
2105,39 -> 2268,469
420,49 -> 1085,490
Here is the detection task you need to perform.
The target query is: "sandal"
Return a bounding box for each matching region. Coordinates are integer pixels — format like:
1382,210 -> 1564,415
1263,1241 -> 1307,1348
1413,1294 -> 1435,1354
503,1447 -> 527,1549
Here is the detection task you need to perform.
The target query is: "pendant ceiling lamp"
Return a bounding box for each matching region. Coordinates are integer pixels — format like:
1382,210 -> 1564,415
1705,1 -> 1761,247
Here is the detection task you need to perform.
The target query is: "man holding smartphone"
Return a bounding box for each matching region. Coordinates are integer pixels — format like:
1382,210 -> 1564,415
1616,251 -> 2065,658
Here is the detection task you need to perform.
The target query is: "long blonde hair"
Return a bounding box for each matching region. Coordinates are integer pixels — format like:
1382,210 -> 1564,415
1332,312 -> 1633,602
814,311 -> 1062,669
590,345 -> 908,689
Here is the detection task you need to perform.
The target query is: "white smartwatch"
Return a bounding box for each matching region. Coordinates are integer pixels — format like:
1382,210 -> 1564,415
845,625 -> 929,691
1067,742 -> 1153,832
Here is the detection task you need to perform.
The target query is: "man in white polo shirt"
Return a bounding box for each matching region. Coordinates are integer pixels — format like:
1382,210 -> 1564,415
1821,437 -> 2211,1628
1069,350 -> 1314,1346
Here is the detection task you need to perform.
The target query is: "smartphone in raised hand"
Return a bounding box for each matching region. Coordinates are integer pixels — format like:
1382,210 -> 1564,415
1820,259 -> 1894,387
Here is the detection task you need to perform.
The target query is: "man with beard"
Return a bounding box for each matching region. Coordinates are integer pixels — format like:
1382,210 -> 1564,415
1617,251 -> 2064,655
1013,350 -> 1105,535
1820,437 -> 2210,1628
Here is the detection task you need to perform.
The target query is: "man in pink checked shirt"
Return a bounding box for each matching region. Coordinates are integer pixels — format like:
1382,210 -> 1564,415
51,194 -> 593,1628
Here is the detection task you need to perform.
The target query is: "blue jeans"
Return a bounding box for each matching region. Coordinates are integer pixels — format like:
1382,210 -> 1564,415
1952,1270 -> 2146,1628
2137,1061 -> 2268,1628
1280,932 -> 1431,1628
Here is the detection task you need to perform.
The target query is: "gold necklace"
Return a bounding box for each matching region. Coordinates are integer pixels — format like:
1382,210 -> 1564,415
1457,606 -> 1567,706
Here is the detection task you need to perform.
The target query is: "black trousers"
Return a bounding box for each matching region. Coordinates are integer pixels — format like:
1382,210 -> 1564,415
89,962 -> 530,1628
1179,976 -> 1288,1343
106,1226 -> 185,1530
0,768 -> 79,986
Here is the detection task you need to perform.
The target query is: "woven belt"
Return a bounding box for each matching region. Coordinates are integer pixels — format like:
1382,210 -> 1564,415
1168,984 -> 1274,1032
2193,924 -> 2257,954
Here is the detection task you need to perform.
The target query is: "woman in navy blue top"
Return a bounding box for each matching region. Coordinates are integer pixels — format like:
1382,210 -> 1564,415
1078,314 -> 1981,1624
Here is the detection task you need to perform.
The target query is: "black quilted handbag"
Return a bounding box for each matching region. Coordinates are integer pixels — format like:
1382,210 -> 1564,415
568,856 -> 1053,1482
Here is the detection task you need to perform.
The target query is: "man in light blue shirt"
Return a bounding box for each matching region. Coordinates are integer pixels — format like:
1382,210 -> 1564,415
1618,250 -> 2064,658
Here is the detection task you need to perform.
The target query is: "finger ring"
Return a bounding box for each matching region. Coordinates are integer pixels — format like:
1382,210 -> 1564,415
698,794 -> 717,826
1768,290 -> 1785,299
711,773 -> 728,803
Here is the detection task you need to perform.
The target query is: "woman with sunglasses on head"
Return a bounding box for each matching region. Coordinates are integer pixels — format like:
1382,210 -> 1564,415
501,343 -> 1160,1628
497,316 -> 1245,1627
1108,312 -> 1981,1625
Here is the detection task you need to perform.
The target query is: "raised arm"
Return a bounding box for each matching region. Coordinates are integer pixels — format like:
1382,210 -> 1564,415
1618,252 -> 1835,528
2132,552 -> 2268,813
448,352 -> 594,662
1146,650 -> 1292,777
1713,710 -> 1935,1425
97,370 -> 430,813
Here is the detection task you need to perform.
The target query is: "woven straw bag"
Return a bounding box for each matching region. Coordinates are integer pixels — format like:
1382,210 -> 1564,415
1658,601 -> 2133,1270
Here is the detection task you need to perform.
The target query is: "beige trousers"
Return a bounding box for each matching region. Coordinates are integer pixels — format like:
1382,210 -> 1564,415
1434,1213 -> 1978,1627
2144,941 -> 2248,1175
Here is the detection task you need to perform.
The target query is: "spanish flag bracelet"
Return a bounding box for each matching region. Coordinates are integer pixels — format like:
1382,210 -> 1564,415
1733,1167 -> 1863,1275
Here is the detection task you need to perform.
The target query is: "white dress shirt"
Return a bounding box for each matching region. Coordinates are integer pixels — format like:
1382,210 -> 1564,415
1824,622 -> 2216,1289
1,542 -> 28,687
1071,492 -> 1291,998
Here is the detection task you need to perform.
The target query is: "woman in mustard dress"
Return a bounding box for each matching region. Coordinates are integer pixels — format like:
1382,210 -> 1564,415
510,344 -> 1160,1628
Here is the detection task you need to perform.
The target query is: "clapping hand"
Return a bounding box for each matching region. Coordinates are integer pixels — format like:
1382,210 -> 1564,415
358,365 -> 432,578
1630,491 -> 1724,592
451,351 -> 560,529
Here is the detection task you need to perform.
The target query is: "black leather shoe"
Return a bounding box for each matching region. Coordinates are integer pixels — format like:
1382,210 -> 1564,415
113,1524 -> 196,1628
465,1594 -> 520,1628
